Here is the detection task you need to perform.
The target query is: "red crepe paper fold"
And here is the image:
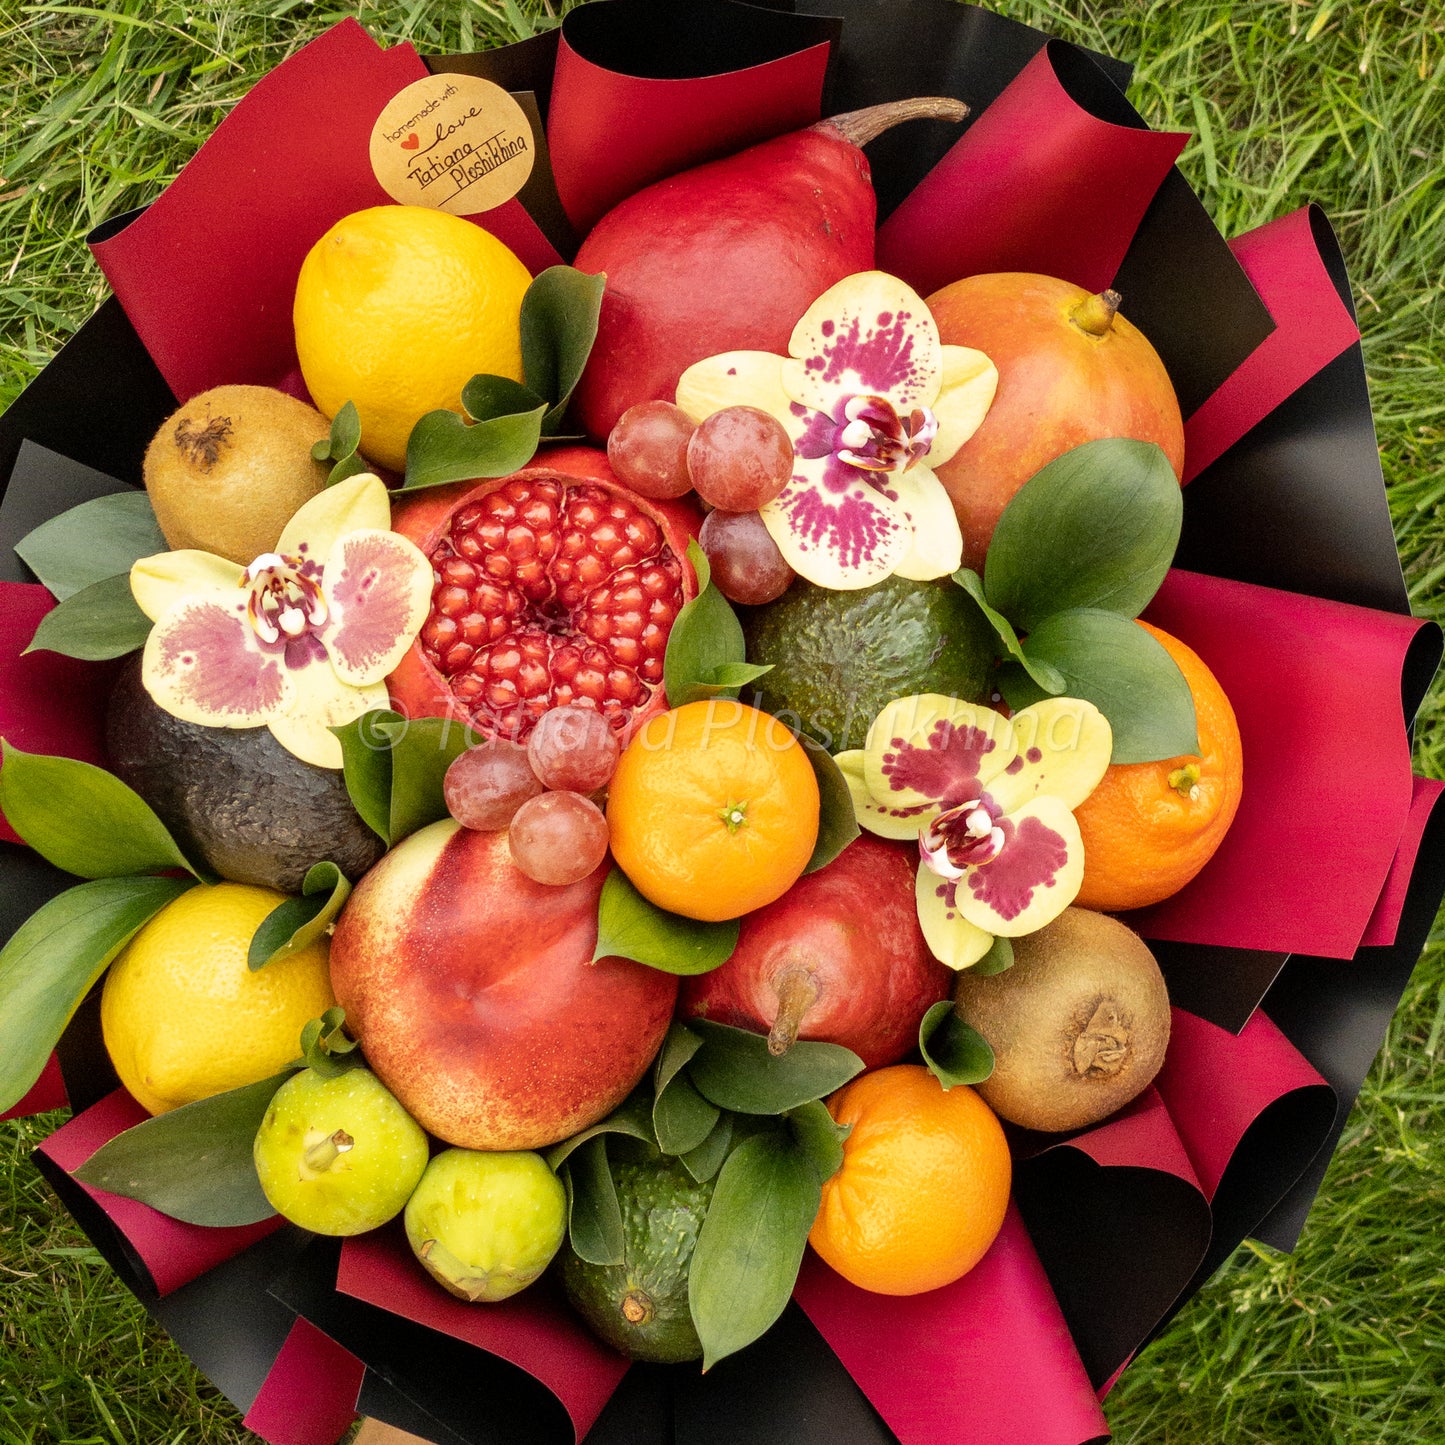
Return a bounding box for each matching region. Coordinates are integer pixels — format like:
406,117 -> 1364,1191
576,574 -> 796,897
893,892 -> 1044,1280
1183,207 -> 1360,482
1361,776 -> 1445,948
0,581 -> 113,845
337,1227 -> 627,1443
548,32 -> 830,235
241,1317 -> 364,1445
1135,568 -> 1424,959
0,1050 -> 67,1121
36,1089 -> 282,1297
793,1205 -> 1108,1445
876,42 -> 1186,298
90,19 -> 561,405
1154,1008 -> 1331,1200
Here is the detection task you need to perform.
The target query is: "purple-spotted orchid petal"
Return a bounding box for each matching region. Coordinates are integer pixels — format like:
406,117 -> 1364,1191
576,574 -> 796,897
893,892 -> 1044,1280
131,472 -> 432,770
861,694 -> 1017,825
843,691 -> 1111,969
674,271 -> 995,592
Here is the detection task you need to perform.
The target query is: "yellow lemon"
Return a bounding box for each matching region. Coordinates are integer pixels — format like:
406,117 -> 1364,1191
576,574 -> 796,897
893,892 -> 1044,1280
101,883 -> 335,1116
293,205 -> 532,472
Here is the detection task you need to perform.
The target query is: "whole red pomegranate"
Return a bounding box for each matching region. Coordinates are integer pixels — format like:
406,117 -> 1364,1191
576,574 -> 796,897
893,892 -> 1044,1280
329,820 -> 678,1151
389,446 -> 699,741
680,834 -> 951,1069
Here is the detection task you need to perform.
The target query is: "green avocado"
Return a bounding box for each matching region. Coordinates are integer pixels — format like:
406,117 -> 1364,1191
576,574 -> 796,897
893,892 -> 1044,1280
742,574 -> 996,752
105,656 -> 385,892
559,1153 -> 714,1364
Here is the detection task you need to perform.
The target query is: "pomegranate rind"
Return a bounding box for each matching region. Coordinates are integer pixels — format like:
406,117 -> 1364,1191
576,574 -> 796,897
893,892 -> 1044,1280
388,446 -> 700,741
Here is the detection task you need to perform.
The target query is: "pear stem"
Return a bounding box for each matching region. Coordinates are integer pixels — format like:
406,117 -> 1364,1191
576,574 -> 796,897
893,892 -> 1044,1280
768,967 -> 820,1057
303,1128 -> 354,1174
1071,290 -> 1122,337
819,98 -> 970,148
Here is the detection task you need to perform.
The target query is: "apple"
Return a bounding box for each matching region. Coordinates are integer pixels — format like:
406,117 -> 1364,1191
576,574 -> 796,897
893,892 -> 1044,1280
252,1066 -> 429,1235
328,820 -> 677,1151
405,1148 -> 566,1303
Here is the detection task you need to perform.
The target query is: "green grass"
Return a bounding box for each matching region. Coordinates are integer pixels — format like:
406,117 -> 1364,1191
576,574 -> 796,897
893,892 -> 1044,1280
2,1 -> 1444,1441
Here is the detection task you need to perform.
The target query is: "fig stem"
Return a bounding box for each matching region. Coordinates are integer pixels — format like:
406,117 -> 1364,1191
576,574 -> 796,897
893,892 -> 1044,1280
303,1128 -> 354,1174
819,97 -> 970,148
768,967 -> 820,1057
1070,289 -> 1122,337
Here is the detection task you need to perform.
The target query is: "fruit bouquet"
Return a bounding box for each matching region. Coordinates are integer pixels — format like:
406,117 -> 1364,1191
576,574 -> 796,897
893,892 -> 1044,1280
3,2 -> 1443,1443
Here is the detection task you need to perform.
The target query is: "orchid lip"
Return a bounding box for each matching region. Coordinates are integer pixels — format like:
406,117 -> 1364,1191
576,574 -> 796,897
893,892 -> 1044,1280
243,549 -> 330,650
919,796 -> 1007,878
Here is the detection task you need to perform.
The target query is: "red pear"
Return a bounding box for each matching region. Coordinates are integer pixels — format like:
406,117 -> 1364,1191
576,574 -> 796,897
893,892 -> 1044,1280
329,820 -> 677,1151
679,834 -> 951,1069
572,99 -> 969,441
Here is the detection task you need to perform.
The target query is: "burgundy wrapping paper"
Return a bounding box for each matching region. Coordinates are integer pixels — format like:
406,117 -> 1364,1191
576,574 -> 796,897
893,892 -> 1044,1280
1134,568 -> 1424,958
1154,1008 -> 1331,1200
240,1317 -> 365,1445
337,1227 -> 628,1442
0,581 -> 113,845
90,20 -> 561,405
36,1088 -> 283,1297
0,1050 -> 67,1121
1362,776 -> 1445,948
548,32 -> 830,234
876,42 -> 1186,298
793,1204 -> 1108,1445
1183,206 -> 1361,483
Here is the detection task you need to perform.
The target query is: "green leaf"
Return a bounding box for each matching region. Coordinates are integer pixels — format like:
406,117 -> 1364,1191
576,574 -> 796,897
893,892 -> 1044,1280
24,574 -> 153,660
984,439 -> 1182,631
952,568 -> 1064,695
298,1006 -> 363,1079
0,743 -> 201,879
564,1135 -> 626,1266
331,709 -> 401,844
1000,607 -> 1200,764
972,935 -> 1014,977
521,266 -> 607,435
593,868 -> 739,974
462,373 -> 548,423
688,1130 -> 821,1369
546,1090 -> 656,1171
785,1099 -> 849,1184
708,661 -> 774,689
680,1112 -> 734,1184
247,862 -> 352,972
401,404 -> 546,492
919,1000 -> 995,1088
799,736 -> 860,875
15,491 -> 166,601
0,875 -> 196,1113
311,401 -> 368,486
381,716 -> 481,844
687,1020 -> 863,1115
72,1071 -> 292,1226
663,540 -> 750,708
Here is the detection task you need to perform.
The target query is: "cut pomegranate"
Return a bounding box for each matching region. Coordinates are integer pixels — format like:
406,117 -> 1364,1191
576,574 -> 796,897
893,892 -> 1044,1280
389,448 -> 700,742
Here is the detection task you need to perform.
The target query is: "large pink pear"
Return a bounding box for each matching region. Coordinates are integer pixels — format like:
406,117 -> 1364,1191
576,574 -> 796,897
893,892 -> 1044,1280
329,820 -> 677,1150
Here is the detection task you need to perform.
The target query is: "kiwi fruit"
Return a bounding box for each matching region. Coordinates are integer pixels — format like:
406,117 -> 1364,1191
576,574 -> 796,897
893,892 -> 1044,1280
144,384 -> 333,565
953,908 -> 1170,1132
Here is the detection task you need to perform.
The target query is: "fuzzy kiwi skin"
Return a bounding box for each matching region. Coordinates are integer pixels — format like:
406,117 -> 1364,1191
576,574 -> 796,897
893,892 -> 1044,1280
144,385 -> 332,565
953,908 -> 1170,1133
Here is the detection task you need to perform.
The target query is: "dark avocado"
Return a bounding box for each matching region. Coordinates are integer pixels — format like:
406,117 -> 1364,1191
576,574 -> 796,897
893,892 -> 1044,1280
559,1153 -> 714,1363
105,656 -> 385,892
742,574 -> 996,751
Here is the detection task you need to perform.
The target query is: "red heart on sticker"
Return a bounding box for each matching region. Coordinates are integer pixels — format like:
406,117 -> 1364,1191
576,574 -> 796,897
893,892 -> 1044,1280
400,133 -> 419,150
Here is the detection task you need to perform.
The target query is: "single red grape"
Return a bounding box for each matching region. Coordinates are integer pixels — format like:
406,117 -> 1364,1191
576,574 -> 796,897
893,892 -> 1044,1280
607,401 -> 697,499
699,509 -> 796,605
686,407 -> 793,512
509,791 -> 610,885
528,705 -> 621,792
445,741 -> 544,831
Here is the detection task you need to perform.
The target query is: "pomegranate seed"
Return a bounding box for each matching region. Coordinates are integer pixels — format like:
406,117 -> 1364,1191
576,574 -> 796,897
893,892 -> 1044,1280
437,585 -> 469,616
444,642 -> 474,672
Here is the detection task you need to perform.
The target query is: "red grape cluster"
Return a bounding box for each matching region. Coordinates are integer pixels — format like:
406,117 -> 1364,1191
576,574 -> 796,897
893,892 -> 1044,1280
607,402 -> 797,606
443,705 -> 620,885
